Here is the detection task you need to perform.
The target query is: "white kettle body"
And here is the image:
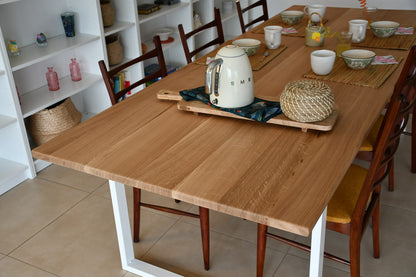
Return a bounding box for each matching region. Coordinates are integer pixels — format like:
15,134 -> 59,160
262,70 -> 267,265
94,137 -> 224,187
205,45 -> 254,108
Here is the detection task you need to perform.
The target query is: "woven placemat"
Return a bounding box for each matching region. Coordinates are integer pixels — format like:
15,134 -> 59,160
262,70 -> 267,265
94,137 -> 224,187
194,41 -> 287,71
250,16 -> 328,37
303,56 -> 403,88
354,28 -> 416,50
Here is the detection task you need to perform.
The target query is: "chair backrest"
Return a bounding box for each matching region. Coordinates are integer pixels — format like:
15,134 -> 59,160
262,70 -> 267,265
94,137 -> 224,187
98,36 -> 167,106
236,0 -> 269,34
178,8 -> 225,64
353,45 -> 416,227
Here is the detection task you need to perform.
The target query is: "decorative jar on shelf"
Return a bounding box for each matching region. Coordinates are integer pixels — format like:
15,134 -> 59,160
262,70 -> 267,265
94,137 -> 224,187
100,0 -> 115,27
46,67 -> 60,91
106,34 -> 123,66
69,58 -> 82,81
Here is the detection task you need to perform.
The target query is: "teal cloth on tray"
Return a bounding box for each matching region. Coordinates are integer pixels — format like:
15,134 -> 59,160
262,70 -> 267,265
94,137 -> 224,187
180,86 -> 282,122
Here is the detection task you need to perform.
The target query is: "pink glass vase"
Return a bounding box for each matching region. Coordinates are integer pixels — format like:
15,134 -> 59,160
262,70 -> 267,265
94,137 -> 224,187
46,67 -> 60,91
70,58 -> 82,81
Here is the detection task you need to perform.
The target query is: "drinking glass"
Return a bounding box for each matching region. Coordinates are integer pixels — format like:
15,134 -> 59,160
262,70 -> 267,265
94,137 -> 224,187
61,12 -> 75,37
336,31 -> 352,57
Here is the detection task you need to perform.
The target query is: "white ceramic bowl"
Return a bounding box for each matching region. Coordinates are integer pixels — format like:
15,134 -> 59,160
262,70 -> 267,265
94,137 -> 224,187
370,21 -> 400,38
155,28 -> 173,41
341,49 -> 376,70
231,39 -> 261,56
280,10 -> 304,25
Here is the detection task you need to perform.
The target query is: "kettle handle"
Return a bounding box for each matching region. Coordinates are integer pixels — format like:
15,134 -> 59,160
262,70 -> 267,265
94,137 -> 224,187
205,58 -> 223,96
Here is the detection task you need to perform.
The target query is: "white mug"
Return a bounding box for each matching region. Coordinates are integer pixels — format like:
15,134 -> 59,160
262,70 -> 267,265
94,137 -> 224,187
304,4 -> 326,22
264,25 -> 282,49
349,19 -> 368,43
310,50 -> 336,75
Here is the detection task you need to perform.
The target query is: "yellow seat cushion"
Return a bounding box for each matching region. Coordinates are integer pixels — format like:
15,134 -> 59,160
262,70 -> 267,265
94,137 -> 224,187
327,164 -> 368,224
360,115 -> 384,152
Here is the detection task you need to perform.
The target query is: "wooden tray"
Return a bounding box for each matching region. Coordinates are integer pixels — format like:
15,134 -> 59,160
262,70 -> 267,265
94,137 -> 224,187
157,90 -> 338,132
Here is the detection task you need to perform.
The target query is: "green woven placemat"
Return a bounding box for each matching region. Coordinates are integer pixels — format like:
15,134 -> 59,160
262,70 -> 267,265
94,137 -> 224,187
194,41 -> 287,71
354,28 -> 416,50
303,56 -> 403,88
250,16 -> 328,37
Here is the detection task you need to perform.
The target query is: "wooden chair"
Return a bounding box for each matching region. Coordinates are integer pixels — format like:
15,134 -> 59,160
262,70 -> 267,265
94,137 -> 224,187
236,0 -> 269,34
357,47 -> 416,191
178,8 -> 224,64
256,45 -> 416,277
98,36 -> 210,270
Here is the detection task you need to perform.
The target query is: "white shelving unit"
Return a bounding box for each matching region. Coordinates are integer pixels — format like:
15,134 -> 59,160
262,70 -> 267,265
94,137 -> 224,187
0,25 -> 35,195
0,0 -> 246,195
0,0 -> 110,194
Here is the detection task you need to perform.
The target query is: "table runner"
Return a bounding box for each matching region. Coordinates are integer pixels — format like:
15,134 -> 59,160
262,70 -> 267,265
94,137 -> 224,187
194,41 -> 287,71
180,86 -> 282,122
303,56 -> 403,88
354,28 -> 416,50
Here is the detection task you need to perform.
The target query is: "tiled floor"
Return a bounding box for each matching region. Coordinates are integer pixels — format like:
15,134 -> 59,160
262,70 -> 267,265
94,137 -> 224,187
0,135 -> 415,277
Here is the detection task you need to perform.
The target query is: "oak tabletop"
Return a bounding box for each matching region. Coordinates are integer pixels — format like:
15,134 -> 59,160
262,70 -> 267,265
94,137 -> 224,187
32,7 -> 416,236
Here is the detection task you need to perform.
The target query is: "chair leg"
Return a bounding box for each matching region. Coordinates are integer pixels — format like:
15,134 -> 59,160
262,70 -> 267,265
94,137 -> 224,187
133,187 -> 141,243
257,224 -> 268,277
349,229 -> 361,277
199,207 -> 210,270
388,159 -> 395,191
411,105 -> 416,173
372,199 -> 380,258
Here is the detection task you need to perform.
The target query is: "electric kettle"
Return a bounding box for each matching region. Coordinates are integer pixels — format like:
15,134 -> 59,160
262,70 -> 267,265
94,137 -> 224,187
205,45 -> 254,108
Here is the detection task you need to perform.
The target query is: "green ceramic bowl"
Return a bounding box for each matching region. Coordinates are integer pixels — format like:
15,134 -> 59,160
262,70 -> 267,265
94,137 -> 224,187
280,10 -> 304,25
341,49 -> 376,70
232,39 -> 261,56
370,21 -> 400,38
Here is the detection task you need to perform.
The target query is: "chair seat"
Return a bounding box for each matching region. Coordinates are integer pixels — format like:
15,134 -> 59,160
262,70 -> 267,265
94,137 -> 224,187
360,115 -> 384,152
327,164 -> 368,224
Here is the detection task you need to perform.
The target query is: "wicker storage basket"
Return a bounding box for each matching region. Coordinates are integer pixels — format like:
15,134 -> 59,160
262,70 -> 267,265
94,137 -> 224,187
280,80 -> 334,122
101,1 -> 115,27
28,98 -> 82,145
106,34 -> 123,66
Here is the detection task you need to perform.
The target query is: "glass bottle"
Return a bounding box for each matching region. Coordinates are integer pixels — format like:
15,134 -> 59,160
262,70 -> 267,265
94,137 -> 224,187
69,58 -> 82,81
46,67 -> 60,91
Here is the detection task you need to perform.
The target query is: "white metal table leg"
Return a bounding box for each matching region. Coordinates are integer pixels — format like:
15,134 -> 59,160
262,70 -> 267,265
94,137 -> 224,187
309,207 -> 327,277
109,180 -> 182,277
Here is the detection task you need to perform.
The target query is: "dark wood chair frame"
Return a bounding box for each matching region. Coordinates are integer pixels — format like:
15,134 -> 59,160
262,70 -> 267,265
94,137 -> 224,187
98,36 -> 210,270
357,51 -> 416,191
178,8 -> 225,64
236,0 -> 269,34
256,45 -> 416,277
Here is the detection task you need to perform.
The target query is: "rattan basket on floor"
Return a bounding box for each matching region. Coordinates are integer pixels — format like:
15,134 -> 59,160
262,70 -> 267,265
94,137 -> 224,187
280,80 -> 334,122
28,98 -> 82,145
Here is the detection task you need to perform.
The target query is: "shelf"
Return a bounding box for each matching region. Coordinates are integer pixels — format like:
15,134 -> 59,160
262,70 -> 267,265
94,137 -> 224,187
0,157 -> 28,195
9,34 -> 100,71
221,9 -> 238,23
143,33 -> 181,53
21,73 -> 102,118
138,2 -> 190,24
104,21 -> 135,37
0,114 -> 16,129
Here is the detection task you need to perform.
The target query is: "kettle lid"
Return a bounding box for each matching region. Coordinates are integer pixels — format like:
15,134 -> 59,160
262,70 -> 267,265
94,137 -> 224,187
216,45 -> 245,58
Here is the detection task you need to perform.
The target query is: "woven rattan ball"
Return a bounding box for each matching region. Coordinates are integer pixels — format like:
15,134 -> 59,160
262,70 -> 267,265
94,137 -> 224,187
280,80 -> 334,122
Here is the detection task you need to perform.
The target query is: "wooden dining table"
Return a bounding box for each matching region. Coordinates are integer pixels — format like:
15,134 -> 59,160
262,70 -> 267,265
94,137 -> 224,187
32,6 -> 416,277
